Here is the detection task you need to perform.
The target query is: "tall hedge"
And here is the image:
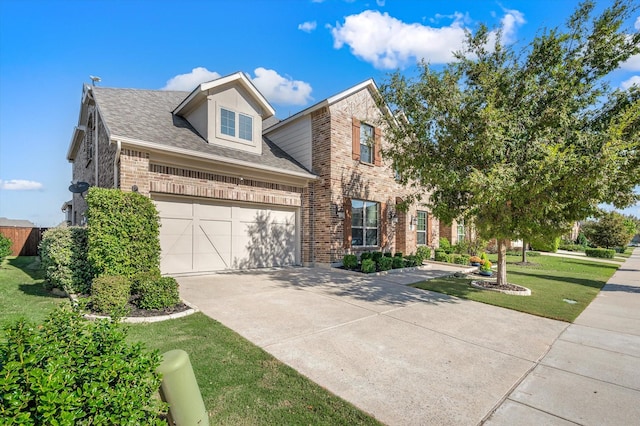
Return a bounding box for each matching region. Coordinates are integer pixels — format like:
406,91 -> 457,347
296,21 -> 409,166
86,188 -> 161,279
530,236 -> 560,253
39,227 -> 92,294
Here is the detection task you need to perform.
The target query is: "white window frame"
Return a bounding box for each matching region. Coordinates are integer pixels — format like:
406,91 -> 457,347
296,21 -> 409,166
351,199 -> 379,247
457,220 -> 465,243
217,105 -> 255,145
360,123 -> 374,164
417,211 -> 427,245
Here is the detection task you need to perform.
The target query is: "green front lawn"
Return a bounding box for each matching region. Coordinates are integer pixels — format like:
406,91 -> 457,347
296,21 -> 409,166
413,254 -> 619,322
0,256 -> 380,425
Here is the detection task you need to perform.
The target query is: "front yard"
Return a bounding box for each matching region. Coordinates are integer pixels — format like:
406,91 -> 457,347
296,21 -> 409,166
413,254 -> 619,322
0,257 -> 381,425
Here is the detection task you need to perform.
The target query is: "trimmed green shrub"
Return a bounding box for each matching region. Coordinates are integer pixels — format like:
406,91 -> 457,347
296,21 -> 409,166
434,250 -> 450,262
0,305 -> 166,425
530,236 -> 560,253
361,259 -> 376,273
526,251 -> 541,257
0,234 -> 11,264
371,251 -> 383,263
613,247 -> 628,254
86,188 -> 161,279
360,252 -> 372,261
383,252 -> 393,258
392,256 -> 404,269
91,275 -> 131,316
449,253 -> 461,264
378,256 -> 393,271
558,243 -> 585,252
39,227 -> 92,294
342,254 -> 358,270
403,255 -> 418,267
439,237 -> 452,254
585,248 -> 615,258
394,251 -> 403,258
576,232 -> 589,246
416,246 -> 431,261
454,254 -> 470,265
131,269 -> 162,295
136,277 -> 180,310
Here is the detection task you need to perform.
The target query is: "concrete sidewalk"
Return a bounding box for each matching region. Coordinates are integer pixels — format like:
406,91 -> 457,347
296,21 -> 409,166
179,263 -> 566,425
486,248 -> 640,425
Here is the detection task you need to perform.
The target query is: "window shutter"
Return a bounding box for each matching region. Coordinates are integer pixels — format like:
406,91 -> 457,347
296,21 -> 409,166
380,202 -> 387,248
374,126 -> 382,166
343,198 -> 352,249
352,118 -> 360,161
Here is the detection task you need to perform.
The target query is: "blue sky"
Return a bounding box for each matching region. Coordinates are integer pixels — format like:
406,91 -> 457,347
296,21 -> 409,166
0,0 -> 638,226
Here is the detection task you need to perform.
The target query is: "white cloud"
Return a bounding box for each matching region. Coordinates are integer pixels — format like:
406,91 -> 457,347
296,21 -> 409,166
0,179 -> 43,191
329,9 -> 525,69
161,67 -> 221,91
621,75 -> 640,90
298,21 -> 317,33
250,68 -> 313,106
621,54 -> 640,72
376,0 -> 385,6
500,8 -> 526,44
635,16 -> 639,30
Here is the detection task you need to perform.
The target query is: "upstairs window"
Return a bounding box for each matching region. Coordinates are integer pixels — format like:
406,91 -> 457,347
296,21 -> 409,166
360,123 -> 374,164
219,106 -> 254,144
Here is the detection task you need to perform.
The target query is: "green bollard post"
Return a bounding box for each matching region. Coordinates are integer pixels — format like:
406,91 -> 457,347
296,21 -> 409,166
157,349 -> 209,426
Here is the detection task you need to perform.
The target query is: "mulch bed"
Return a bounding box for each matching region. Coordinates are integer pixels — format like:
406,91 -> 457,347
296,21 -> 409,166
124,303 -> 191,318
471,280 -> 527,292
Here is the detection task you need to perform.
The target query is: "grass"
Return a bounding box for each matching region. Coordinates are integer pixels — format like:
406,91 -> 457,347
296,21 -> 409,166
0,256 -> 381,425
413,254 -> 619,322
0,256 -> 67,327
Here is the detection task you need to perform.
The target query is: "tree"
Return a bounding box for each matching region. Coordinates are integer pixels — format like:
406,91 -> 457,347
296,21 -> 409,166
583,211 -> 636,248
379,0 -> 640,286
0,234 -> 12,265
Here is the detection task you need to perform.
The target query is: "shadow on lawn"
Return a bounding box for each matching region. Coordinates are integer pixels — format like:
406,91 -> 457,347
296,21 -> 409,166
18,282 -> 65,299
8,256 -> 44,281
508,270 -> 605,290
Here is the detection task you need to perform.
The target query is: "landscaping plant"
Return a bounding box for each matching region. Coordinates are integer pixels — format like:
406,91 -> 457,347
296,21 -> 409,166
0,305 -> 166,425
361,259 -> 376,273
38,226 -> 92,294
136,276 -> 180,310
342,254 -> 358,270
91,275 -> 131,316
0,234 -> 11,265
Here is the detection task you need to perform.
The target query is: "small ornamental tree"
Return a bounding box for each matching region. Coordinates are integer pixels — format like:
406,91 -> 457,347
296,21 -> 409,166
0,234 -> 12,265
380,1 -> 640,287
582,211 -> 636,248
86,188 -> 161,279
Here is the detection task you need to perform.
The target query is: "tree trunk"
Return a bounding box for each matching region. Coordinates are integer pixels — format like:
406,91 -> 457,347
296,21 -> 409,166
522,241 -> 527,263
497,239 -> 508,286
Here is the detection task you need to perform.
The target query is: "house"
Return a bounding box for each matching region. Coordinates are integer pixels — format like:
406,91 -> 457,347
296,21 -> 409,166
66,72 -> 436,274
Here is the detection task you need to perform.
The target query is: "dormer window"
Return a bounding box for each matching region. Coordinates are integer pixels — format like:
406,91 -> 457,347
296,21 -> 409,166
218,106 -> 254,144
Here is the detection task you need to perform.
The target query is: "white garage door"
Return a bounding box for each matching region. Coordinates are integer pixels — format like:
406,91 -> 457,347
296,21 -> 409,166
154,196 -> 299,274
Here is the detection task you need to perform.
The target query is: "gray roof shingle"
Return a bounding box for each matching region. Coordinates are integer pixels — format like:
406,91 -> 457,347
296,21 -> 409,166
92,87 -> 311,176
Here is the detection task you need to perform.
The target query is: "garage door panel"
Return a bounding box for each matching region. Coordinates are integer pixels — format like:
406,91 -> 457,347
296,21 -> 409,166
155,196 -> 298,274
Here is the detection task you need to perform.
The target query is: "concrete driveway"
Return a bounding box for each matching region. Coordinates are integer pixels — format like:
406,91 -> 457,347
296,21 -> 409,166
178,265 -> 566,425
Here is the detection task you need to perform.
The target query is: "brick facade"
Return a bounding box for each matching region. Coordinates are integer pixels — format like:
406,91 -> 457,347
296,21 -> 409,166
307,87 -> 437,263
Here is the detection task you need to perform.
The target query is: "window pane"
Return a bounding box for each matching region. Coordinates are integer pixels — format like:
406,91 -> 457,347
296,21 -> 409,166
352,228 -> 363,247
239,114 -> 252,141
365,202 -> 378,227
417,211 -> 426,231
360,144 -> 372,163
365,229 -> 378,246
417,232 -> 426,245
221,108 -> 235,136
351,200 -> 363,227
360,123 -> 374,163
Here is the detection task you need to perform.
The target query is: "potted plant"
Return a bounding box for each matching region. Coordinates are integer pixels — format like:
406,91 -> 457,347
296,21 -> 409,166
479,260 -> 493,276
469,255 -> 482,266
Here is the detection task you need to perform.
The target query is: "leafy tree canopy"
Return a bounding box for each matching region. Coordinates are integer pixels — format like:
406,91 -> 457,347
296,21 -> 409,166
379,0 -> 639,284
583,210 -> 636,248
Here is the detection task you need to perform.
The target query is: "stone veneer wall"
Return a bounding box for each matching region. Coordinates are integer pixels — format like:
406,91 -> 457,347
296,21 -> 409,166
309,88 -> 437,264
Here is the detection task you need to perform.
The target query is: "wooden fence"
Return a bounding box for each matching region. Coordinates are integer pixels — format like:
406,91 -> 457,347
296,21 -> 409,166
0,227 -> 48,256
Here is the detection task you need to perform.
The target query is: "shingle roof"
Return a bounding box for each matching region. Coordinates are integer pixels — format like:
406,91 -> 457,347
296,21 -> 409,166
0,217 -> 36,227
91,87 -> 312,176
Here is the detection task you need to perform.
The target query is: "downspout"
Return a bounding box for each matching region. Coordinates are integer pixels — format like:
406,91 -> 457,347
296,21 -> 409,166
94,110 -> 99,185
113,139 -> 121,188
310,181 -> 315,266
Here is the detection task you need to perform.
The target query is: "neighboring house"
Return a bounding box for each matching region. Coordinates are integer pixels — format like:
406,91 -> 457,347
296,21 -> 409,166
66,72 -> 436,274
